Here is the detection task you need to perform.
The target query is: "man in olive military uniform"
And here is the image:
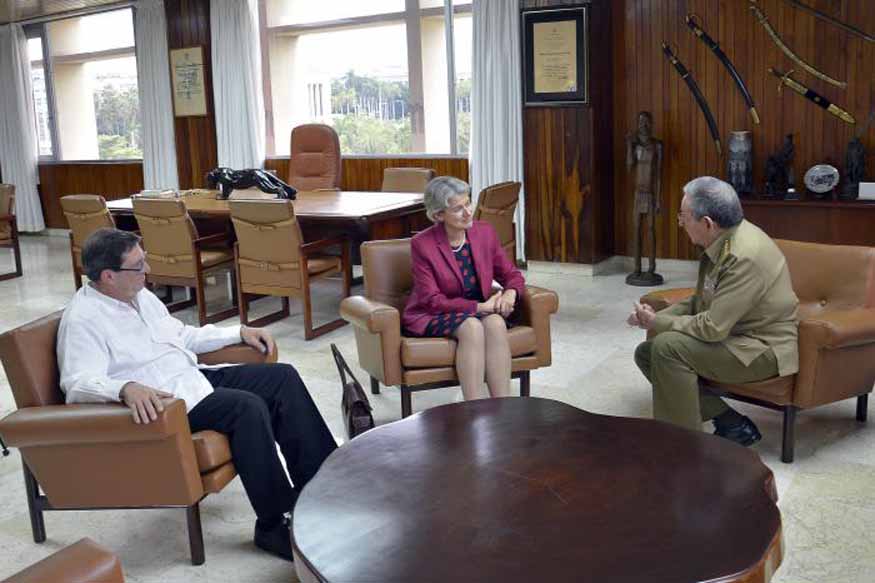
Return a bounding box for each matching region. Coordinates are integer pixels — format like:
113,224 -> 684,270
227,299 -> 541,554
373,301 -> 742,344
628,176 -> 799,445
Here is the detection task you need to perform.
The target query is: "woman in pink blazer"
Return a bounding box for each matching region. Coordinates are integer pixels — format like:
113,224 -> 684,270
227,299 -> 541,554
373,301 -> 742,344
403,176 -> 526,400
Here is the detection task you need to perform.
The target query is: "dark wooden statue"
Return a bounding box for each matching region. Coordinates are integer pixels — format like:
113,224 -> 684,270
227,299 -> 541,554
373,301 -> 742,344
765,134 -> 794,198
625,111 -> 664,286
841,137 -> 865,200
206,167 -> 297,200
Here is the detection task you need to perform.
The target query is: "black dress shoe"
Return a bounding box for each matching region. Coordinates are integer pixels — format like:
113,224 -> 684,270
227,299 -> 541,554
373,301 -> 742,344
713,415 -> 762,447
254,514 -> 294,562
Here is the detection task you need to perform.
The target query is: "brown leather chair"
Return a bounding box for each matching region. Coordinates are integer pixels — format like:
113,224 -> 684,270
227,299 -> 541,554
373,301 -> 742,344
340,238 -> 559,417
0,183 -> 23,281
640,238 -> 875,462
288,124 -> 342,191
3,538 -> 124,583
0,311 -> 277,565
381,167 -> 435,193
473,181 -> 521,264
60,195 -> 116,290
230,199 -> 351,340
132,197 -> 238,326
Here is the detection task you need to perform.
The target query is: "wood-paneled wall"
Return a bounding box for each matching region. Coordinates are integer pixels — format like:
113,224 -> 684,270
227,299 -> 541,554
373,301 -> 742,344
614,0 -> 875,260
264,157 -> 469,192
523,0 -> 614,263
165,0 -> 217,189
38,162 -> 143,228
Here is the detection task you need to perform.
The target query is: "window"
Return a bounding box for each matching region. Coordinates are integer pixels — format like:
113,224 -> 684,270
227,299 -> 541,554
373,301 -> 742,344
262,0 -> 472,156
26,8 -> 142,161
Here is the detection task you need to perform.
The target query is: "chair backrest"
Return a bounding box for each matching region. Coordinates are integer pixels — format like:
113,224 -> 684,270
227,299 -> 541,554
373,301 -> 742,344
60,195 -> 115,261
0,183 -> 15,240
229,199 -> 304,292
381,167 -> 435,193
474,181 -> 520,258
132,198 -> 199,278
361,238 -> 412,312
289,124 -> 342,191
0,311 -> 64,409
777,239 -> 875,320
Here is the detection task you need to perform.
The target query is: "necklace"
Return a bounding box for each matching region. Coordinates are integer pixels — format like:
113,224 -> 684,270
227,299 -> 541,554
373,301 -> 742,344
450,234 -> 466,253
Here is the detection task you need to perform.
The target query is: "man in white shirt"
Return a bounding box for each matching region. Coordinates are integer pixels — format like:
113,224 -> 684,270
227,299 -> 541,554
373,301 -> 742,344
57,228 -> 337,562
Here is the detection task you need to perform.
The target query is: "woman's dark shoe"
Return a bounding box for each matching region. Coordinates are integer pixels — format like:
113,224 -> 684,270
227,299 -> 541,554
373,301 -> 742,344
713,415 -> 762,447
254,514 -> 294,561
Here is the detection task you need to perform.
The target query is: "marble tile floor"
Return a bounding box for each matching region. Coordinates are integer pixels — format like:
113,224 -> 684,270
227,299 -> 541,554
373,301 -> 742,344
1,233 -> 874,582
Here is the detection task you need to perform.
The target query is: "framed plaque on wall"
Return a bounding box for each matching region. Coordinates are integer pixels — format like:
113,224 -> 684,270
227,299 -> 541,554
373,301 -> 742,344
522,6 -> 589,106
170,46 -> 208,117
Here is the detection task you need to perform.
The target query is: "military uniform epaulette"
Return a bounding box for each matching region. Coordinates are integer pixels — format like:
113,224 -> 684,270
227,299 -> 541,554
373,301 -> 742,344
720,238 -> 732,263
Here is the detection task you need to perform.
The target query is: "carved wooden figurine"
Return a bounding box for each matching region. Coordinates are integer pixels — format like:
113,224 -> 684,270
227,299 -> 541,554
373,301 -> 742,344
626,111 -> 664,286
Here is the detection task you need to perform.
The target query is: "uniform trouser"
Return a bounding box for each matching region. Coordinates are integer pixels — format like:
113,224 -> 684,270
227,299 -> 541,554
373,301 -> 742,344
189,363 -> 337,524
634,331 -> 779,431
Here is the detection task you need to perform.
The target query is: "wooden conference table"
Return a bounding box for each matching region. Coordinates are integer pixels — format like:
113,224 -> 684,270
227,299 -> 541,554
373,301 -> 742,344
292,398 -> 783,583
106,189 -> 427,242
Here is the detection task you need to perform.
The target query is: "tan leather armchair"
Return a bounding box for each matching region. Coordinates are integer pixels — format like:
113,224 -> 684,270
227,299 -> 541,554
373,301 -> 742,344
0,311 -> 277,565
3,538 -> 124,583
289,124 -> 342,191
640,239 -> 875,462
0,183 -> 22,281
474,181 -> 521,264
381,167 -> 435,193
60,195 -> 116,289
229,199 -> 351,340
340,238 -> 558,417
132,197 -> 238,326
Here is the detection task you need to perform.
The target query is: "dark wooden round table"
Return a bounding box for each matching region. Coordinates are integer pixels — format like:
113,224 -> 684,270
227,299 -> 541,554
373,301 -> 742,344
292,398 -> 782,583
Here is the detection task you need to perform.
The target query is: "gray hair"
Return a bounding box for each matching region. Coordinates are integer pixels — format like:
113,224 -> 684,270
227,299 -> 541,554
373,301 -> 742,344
82,228 -> 142,281
682,176 -> 744,228
424,176 -> 470,222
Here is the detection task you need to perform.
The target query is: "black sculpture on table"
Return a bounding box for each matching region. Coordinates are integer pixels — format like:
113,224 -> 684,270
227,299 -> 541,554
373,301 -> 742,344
206,167 -> 297,200
764,134 -> 795,198
841,137 -> 866,200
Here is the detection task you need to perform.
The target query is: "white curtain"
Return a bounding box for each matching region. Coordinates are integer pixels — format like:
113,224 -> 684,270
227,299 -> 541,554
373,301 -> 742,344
470,0 -> 525,261
135,0 -> 179,190
0,24 -> 46,232
210,0 -> 265,169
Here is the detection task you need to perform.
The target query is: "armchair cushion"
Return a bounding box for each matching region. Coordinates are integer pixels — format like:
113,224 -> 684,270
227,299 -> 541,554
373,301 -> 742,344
3,537 -> 124,583
400,326 -> 537,368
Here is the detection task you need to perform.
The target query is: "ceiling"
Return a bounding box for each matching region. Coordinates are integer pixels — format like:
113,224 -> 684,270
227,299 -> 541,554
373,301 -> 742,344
0,0 -> 127,24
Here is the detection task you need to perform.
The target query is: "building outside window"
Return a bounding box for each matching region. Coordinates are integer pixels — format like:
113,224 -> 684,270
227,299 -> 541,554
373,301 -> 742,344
262,0 -> 472,157
26,8 -> 142,161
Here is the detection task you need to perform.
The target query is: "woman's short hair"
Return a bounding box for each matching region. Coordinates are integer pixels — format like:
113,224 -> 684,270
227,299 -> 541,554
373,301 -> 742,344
82,228 -> 142,281
682,176 -> 744,228
424,176 -> 471,222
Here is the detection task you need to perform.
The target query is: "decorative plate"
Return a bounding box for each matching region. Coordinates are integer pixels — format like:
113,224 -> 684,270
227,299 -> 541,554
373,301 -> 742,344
804,165 -> 840,194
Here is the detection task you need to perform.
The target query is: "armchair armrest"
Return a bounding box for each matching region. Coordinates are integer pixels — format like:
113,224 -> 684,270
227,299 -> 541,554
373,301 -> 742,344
340,296 -> 403,386
300,236 -> 349,254
520,285 -> 559,323
0,399 -> 189,448
198,342 -> 278,365
3,537 -> 123,583
340,296 -> 401,333
799,308 -> 875,349
194,232 -> 230,248
639,287 -> 695,312
520,286 -> 559,367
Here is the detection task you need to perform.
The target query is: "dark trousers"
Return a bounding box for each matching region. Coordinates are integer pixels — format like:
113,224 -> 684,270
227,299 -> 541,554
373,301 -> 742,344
189,363 -> 337,524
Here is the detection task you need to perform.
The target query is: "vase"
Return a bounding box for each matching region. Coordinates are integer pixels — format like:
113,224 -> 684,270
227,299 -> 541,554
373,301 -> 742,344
727,131 -> 753,195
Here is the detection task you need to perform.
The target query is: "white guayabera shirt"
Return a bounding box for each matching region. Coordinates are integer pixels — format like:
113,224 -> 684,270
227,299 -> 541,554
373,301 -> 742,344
57,285 -> 243,411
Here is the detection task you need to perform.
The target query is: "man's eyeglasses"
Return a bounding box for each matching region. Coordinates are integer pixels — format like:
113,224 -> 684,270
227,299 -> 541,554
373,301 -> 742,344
115,256 -> 148,273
